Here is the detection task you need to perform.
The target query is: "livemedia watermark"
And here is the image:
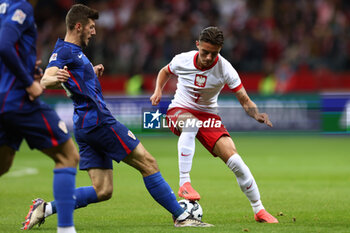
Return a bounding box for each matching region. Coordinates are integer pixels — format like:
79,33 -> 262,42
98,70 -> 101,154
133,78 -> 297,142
142,108 -> 222,130
141,106 -> 324,133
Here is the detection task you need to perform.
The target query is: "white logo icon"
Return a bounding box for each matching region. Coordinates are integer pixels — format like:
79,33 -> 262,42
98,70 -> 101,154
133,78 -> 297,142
49,53 -> 57,63
0,3 -> 8,14
58,120 -> 68,134
143,109 -> 162,129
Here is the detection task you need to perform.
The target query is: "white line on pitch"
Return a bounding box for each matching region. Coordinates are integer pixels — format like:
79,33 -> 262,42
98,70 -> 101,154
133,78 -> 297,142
6,167 -> 39,177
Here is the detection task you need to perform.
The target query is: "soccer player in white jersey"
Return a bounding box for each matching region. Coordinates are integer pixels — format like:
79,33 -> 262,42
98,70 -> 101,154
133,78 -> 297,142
150,26 -> 278,223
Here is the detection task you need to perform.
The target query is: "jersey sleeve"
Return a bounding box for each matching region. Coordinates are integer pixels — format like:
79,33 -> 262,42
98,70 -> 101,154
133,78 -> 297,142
4,1 -> 33,36
167,54 -> 182,76
0,2 -> 34,87
224,61 -> 243,92
47,47 -> 74,69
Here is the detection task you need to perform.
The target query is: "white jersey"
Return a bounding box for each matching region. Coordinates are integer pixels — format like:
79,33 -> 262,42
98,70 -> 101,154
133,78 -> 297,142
168,50 -> 242,114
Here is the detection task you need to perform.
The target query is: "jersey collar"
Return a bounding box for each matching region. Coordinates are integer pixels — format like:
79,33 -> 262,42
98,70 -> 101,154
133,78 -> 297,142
58,38 -> 82,51
193,52 -> 219,71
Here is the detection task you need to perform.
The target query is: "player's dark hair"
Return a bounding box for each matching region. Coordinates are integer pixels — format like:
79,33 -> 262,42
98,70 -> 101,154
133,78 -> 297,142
66,4 -> 99,31
199,27 -> 224,46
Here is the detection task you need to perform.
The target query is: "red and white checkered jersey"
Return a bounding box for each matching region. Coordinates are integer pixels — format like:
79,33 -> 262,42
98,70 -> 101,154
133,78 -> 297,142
167,50 -> 243,114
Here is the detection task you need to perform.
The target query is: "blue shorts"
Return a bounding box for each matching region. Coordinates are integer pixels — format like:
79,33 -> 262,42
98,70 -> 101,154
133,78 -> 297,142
0,107 -> 71,150
75,121 -> 140,170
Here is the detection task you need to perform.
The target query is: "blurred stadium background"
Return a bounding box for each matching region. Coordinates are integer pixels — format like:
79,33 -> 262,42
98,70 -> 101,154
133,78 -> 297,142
31,0 -> 350,134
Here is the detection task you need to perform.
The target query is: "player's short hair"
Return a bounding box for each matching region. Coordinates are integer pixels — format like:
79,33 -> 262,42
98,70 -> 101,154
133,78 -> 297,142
66,4 -> 99,31
199,27 -> 224,46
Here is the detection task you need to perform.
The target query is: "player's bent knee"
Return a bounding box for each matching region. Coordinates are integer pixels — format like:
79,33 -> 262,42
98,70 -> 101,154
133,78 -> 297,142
57,151 -> 79,168
135,154 -> 159,176
0,160 -> 12,176
96,186 -> 113,201
0,165 -> 10,176
144,153 -> 157,166
0,147 -> 15,176
60,140 -> 80,167
142,152 -> 159,174
220,150 -> 237,161
42,139 -> 79,168
125,144 -> 159,176
64,139 -> 80,166
213,136 -> 237,162
98,190 -> 113,201
70,150 -> 80,166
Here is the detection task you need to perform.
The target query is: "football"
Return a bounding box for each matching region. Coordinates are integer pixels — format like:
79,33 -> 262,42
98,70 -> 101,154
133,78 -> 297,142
178,199 -> 203,221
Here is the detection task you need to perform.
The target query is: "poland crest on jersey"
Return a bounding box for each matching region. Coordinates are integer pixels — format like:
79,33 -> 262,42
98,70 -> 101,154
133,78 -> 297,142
195,74 -> 207,87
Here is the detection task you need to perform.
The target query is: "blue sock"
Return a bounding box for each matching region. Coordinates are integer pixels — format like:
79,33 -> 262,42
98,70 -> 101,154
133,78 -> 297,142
50,186 -> 98,214
53,167 -> 76,227
143,172 -> 184,218
74,186 -> 99,208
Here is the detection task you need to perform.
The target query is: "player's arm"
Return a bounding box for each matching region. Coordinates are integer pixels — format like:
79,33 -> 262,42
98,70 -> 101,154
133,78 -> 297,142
0,22 -> 42,100
41,66 -> 70,89
150,65 -> 172,106
93,64 -> 104,77
34,60 -> 44,81
235,87 -> 273,127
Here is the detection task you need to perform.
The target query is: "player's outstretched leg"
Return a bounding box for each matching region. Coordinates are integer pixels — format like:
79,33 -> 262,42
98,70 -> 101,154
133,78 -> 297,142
144,172 -> 212,227
177,117 -> 200,200
22,185 -> 100,230
214,136 -> 278,223
22,169 -> 79,231
43,139 -> 79,232
226,154 -> 278,223
123,143 -> 213,227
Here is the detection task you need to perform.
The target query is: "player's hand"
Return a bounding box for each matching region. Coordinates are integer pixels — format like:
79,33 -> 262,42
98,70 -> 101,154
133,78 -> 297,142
26,81 -> 43,101
255,113 -> 273,127
150,90 -> 162,106
34,60 -> 43,81
94,64 -> 104,77
57,66 -> 70,83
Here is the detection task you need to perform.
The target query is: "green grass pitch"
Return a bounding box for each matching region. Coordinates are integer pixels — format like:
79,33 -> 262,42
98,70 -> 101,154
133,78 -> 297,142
0,134 -> 349,233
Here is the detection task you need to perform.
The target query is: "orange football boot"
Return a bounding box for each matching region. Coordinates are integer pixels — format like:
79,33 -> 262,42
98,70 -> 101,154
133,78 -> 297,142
254,209 -> 279,223
178,182 -> 201,201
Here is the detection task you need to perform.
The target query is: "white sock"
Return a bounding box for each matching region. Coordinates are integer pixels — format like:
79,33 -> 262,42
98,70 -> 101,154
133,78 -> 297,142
251,200 -> 264,214
176,210 -> 190,221
179,172 -> 191,187
57,226 -> 76,233
226,154 -> 264,214
178,119 -> 199,187
45,202 -> 53,217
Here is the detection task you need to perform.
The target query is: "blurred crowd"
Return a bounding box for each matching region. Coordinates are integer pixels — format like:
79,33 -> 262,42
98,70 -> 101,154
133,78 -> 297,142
34,0 -> 350,76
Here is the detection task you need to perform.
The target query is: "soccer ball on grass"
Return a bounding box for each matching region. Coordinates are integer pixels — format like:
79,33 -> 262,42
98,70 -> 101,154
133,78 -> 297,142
178,199 -> 203,221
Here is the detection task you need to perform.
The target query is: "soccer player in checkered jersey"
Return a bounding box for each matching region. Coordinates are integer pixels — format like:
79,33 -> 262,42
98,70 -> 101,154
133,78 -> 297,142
22,4 -> 213,229
150,26 -> 278,223
0,0 -> 79,232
